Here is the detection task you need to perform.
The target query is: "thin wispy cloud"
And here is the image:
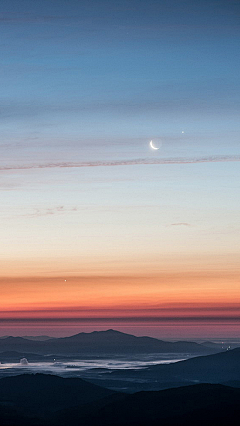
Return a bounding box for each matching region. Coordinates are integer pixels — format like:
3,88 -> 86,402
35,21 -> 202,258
2,304 -> 239,315
0,90 -> 238,121
25,206 -> 78,218
0,13 -> 70,24
0,155 -> 240,172
171,223 -> 191,227
0,316 -> 239,323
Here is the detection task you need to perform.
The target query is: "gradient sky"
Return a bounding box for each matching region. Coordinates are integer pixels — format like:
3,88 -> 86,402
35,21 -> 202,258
0,0 -> 240,338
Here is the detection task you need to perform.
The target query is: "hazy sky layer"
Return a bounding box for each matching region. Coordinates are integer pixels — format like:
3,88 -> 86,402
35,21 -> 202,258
0,0 -> 239,337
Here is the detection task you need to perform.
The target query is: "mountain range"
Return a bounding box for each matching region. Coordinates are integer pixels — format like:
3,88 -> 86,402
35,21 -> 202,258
0,336 -> 54,341
0,329 -> 222,356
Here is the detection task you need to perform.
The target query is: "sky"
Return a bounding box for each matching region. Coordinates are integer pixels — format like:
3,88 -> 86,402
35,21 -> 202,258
0,0 -> 240,339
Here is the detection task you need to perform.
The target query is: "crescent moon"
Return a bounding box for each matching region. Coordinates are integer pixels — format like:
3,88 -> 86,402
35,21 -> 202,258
150,140 -> 159,150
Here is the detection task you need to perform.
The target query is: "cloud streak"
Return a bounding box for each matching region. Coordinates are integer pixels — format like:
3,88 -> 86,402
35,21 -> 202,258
0,316 -> 239,324
25,206 -> 78,218
0,155 -> 240,173
170,223 -> 191,227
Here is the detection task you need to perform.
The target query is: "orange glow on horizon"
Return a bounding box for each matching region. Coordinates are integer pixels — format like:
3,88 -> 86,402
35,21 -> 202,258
0,272 -> 239,326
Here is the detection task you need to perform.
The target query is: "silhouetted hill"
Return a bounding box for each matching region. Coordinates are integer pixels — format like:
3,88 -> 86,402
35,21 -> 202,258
90,347 -> 240,392
0,374 -> 116,416
0,330 -> 220,355
200,340 -> 224,349
0,375 -> 240,425
61,329 -> 211,352
147,347 -> 240,382
82,383 -> 240,426
22,336 -> 55,341
0,335 -> 54,341
222,380 -> 240,388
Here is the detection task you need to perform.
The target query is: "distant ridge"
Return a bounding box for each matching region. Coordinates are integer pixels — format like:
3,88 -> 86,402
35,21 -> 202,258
0,335 -> 54,341
0,329 -> 220,355
22,335 -> 55,341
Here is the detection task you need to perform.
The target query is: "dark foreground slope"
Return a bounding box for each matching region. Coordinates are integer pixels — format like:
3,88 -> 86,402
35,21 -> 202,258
0,375 -> 240,426
58,384 -> 240,426
83,383 -> 240,426
0,329 -> 219,355
0,374 -> 117,418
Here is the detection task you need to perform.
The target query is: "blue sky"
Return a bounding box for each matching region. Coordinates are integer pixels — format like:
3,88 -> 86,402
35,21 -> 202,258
1,0 -> 239,260
0,0 -> 239,337
1,0 -> 239,161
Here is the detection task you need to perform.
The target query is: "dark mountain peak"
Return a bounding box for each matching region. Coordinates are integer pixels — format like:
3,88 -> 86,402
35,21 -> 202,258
3,336 -> 28,342
0,329 -> 221,355
65,329 -> 136,340
87,329 -> 122,336
76,329 -> 131,336
103,329 -> 135,337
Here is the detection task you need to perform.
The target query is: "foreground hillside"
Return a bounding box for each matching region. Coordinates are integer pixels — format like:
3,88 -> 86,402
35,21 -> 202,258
87,383 -> 240,426
0,374 -> 239,425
